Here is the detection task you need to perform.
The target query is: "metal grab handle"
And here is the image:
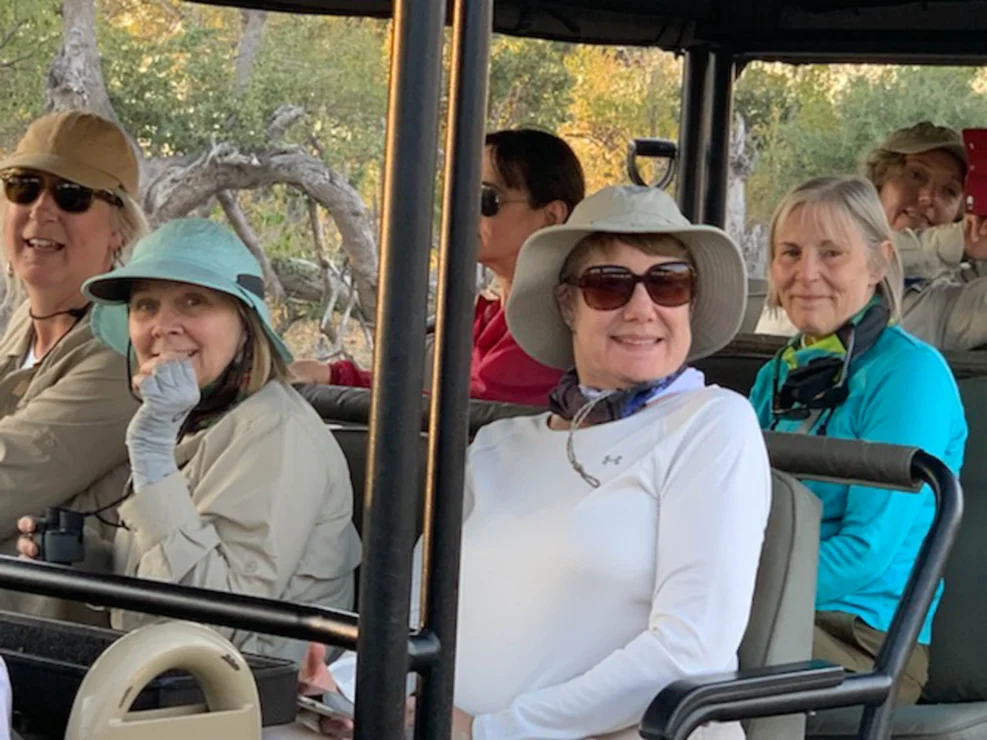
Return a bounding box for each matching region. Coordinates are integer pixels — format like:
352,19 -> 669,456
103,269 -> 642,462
627,137 -> 677,189
65,621 -> 262,740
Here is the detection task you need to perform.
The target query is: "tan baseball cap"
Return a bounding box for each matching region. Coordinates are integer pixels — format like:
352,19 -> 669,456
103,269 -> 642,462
0,110 -> 139,196
877,121 -> 967,172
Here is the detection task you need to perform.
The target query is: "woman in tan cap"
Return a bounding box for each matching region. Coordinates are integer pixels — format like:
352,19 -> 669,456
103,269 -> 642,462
758,121 -> 987,350
0,110 -> 147,614
316,186 -> 770,740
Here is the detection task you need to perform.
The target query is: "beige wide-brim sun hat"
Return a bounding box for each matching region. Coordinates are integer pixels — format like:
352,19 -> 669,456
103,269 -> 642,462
506,185 -> 747,370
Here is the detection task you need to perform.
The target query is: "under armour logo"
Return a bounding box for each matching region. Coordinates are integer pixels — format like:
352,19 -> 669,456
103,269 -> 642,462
602,455 -> 622,466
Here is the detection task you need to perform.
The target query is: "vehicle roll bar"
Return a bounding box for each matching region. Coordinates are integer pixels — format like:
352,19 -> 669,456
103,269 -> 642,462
640,433 -> 963,740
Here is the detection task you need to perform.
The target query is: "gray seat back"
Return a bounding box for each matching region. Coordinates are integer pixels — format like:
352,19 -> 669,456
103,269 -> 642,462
740,470 -> 822,739
742,278 -> 769,334
922,376 -> 987,703
329,425 -> 427,538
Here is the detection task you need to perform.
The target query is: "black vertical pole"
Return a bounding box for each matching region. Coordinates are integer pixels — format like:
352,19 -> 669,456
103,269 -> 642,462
703,49 -> 735,228
415,0 -> 493,736
354,0 -> 446,738
677,46 -> 711,223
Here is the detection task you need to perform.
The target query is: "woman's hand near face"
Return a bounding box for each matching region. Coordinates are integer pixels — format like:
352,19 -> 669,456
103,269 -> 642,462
126,355 -> 201,490
16,516 -> 39,560
963,214 -> 987,261
131,352 -> 202,411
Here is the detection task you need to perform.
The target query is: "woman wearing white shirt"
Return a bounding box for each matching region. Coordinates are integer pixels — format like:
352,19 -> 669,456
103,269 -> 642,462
316,185 -> 771,739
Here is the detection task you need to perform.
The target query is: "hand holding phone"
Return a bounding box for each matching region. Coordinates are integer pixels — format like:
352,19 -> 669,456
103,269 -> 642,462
297,692 -> 355,721
296,692 -> 355,737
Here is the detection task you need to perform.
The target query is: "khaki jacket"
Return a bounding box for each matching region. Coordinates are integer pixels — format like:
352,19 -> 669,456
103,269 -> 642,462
0,302 -> 136,544
111,380 -> 362,665
894,225 -> 987,350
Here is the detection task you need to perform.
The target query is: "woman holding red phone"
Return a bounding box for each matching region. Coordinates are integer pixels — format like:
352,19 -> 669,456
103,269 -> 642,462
757,120 -> 987,350
858,121 -> 987,350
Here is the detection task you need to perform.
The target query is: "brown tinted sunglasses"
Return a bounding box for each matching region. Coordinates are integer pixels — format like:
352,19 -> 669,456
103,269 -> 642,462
1,170 -> 123,213
565,262 -> 695,310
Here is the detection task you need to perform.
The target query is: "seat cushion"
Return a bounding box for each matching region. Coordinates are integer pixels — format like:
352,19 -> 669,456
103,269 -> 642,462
924,377 -> 987,702
806,703 -> 987,740
740,471 -> 821,740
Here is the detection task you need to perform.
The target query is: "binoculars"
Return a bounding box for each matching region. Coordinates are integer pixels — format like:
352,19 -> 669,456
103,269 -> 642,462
34,507 -> 85,565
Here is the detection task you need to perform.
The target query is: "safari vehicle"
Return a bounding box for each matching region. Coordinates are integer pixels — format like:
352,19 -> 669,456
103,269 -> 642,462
0,1 -> 981,740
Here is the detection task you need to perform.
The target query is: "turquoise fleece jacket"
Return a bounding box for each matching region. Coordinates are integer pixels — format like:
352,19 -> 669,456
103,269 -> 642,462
749,325 -> 967,643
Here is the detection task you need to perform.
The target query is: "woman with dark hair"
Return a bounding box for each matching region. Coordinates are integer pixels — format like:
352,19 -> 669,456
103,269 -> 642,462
290,128 -> 586,406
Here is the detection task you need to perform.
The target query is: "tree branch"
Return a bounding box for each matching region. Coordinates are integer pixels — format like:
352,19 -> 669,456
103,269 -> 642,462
267,104 -> 305,143
143,144 -> 378,316
216,190 -> 287,305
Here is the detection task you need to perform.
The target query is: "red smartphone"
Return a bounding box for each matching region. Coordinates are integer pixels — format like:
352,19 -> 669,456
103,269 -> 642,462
962,129 -> 987,216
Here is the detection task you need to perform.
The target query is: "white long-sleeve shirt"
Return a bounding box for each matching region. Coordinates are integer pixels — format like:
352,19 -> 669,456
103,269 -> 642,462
335,381 -> 771,739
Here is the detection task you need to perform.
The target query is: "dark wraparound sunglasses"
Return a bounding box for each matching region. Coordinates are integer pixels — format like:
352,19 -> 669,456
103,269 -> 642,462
565,262 -> 695,310
1,170 -> 123,214
480,184 -> 529,217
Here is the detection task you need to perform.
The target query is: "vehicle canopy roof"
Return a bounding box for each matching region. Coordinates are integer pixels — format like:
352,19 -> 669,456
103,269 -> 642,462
194,0 -> 987,63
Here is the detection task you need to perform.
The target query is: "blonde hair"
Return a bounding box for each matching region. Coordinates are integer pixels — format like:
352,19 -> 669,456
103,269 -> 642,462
241,307 -> 289,395
863,148 -> 907,192
766,176 -> 903,323
0,191 -> 149,314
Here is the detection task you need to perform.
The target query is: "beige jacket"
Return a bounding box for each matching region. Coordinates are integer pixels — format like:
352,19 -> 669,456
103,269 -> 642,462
0,302 -> 136,544
894,225 -> 987,350
894,223 -> 973,281
111,380 -> 362,665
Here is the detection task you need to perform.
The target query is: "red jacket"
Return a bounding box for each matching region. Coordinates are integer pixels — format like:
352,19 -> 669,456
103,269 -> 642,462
329,296 -> 562,407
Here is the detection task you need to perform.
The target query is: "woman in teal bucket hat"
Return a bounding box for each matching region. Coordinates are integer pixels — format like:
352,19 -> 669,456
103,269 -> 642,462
16,218 -> 361,665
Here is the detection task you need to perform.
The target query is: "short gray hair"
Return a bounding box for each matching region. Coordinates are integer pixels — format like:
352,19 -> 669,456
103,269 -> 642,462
766,176 -> 903,323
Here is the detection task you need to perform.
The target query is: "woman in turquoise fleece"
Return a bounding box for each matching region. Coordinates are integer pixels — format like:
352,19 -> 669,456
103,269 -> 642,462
749,176 -> 967,704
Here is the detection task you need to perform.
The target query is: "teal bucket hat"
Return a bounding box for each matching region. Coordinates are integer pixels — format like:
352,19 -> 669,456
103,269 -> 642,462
83,218 -> 293,364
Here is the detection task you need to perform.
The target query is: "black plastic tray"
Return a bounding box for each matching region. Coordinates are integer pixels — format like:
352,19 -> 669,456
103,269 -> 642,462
0,611 -> 297,738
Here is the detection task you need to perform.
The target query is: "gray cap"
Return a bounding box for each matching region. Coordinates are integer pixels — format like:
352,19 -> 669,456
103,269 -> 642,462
877,121 -> 967,172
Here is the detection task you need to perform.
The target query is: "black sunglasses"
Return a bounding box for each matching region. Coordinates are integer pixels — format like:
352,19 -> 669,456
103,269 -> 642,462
566,262 -> 696,310
480,184 -> 529,218
1,170 -> 123,214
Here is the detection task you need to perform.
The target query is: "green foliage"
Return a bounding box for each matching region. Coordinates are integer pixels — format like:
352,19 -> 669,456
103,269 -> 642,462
0,0 -> 61,153
488,35 -> 573,132
740,63 -> 987,225
10,1 -> 987,269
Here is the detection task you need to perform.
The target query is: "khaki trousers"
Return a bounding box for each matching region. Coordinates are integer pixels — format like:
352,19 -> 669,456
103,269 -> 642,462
813,610 -> 930,705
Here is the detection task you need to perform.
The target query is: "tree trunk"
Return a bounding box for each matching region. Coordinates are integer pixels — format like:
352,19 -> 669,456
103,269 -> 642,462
234,10 -> 267,97
725,114 -> 764,277
45,0 -> 117,121
46,0 -> 381,320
